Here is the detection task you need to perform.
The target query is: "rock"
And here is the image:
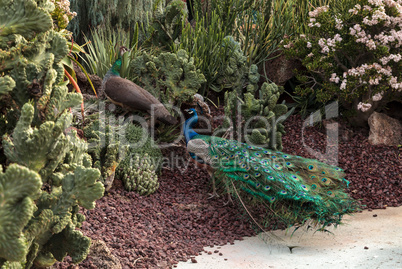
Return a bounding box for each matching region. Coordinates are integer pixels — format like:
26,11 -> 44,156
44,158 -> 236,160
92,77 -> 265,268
88,240 -> 122,269
368,112 -> 402,146
263,51 -> 302,86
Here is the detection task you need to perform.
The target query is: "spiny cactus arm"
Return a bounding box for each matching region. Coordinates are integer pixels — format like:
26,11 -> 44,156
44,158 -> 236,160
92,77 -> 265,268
248,64 -> 260,85
45,224 -> 90,264
242,92 -> 262,117
44,82 -> 82,121
62,166 -> 104,209
2,104 -> 72,181
0,164 -> 41,262
0,0 -> 53,39
0,75 -> 15,95
62,130 -> 89,171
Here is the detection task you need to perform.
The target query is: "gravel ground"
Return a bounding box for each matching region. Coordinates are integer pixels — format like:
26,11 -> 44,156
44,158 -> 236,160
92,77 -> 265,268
55,113 -> 401,269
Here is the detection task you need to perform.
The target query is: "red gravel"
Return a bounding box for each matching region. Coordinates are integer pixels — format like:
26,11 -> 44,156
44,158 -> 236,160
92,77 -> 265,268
283,115 -> 401,209
55,113 -> 401,269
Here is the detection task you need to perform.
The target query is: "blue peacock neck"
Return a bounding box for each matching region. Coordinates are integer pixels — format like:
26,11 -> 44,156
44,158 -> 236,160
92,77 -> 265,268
184,110 -> 199,144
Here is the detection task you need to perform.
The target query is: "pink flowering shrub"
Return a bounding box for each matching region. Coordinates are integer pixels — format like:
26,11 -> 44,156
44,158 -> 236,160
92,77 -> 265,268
283,0 -> 401,125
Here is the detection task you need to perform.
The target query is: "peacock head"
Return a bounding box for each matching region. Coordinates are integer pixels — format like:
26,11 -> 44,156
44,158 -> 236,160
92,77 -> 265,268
184,108 -> 198,123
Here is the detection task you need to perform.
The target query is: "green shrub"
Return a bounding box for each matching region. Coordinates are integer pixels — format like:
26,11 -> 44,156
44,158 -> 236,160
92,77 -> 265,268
283,0 -> 402,125
81,26 -> 141,79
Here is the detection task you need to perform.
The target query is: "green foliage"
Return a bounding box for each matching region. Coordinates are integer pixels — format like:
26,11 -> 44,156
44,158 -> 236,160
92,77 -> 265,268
175,10 -> 231,95
183,0 -> 311,70
117,153 -> 159,196
81,25 -> 141,79
224,77 -> 294,150
67,0 -> 155,44
232,0 -> 302,65
83,115 -> 162,194
282,0 -> 402,124
0,1 -> 104,267
210,36 -> 249,93
129,49 -> 206,109
145,0 -> 187,50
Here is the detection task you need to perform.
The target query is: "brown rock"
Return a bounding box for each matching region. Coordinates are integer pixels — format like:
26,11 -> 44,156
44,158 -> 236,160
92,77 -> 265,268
88,240 -> 122,269
368,112 -> 402,146
263,51 -> 302,86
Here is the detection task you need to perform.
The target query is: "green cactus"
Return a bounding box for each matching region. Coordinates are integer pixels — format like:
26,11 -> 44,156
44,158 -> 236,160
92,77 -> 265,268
210,36 -> 249,93
1,105 -> 104,268
3,104 -> 74,183
118,153 -> 159,196
130,49 -> 206,111
0,1 -> 104,267
0,164 -> 41,264
83,115 -> 162,194
146,0 -> 187,49
0,76 -> 15,96
224,74 -> 294,151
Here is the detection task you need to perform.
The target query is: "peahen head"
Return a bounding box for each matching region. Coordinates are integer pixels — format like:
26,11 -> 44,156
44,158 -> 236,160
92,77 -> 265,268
108,46 -> 129,76
183,108 -> 199,143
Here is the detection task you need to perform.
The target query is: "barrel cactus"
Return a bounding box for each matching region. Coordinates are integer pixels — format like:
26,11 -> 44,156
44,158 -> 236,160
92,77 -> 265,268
118,153 -> 159,196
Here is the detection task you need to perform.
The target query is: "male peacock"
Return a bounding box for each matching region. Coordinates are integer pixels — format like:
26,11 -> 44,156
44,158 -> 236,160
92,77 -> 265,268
102,46 -> 177,125
183,108 -> 359,232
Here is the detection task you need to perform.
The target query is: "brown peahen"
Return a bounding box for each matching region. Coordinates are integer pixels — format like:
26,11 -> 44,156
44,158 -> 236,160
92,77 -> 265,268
183,108 -> 359,233
102,47 -> 177,125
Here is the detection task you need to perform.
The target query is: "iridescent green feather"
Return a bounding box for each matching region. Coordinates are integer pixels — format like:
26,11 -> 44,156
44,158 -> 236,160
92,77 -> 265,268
192,134 -> 358,230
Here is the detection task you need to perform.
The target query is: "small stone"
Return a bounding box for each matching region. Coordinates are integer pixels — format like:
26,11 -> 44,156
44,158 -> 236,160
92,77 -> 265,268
191,258 -> 197,263
208,251 -> 212,255
219,253 -> 223,256
364,246 -> 369,249
373,214 -> 377,217
224,258 -> 228,261
214,250 -> 219,253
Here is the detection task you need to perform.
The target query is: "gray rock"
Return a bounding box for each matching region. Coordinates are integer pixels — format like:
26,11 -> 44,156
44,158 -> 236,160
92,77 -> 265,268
88,240 -> 122,269
368,112 -> 402,146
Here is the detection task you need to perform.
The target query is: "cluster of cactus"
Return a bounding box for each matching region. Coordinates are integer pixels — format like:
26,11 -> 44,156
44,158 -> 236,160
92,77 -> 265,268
146,0 -> 188,49
117,153 -> 159,196
83,114 -> 162,195
129,49 -> 206,112
0,0 -> 104,267
224,65 -> 294,151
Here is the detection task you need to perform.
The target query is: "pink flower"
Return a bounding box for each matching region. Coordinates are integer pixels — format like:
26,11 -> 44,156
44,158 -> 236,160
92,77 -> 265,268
357,102 -> 372,112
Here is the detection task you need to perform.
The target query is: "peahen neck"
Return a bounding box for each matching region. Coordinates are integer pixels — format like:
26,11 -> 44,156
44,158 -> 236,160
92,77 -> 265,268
184,112 -> 199,144
103,57 -> 122,84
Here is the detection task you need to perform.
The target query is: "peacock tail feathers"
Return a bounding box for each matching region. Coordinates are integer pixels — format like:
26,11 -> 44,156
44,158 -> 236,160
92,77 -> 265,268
190,134 -> 359,231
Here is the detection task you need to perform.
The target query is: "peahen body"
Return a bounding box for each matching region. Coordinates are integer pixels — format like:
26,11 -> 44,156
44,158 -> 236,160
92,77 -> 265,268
183,108 -> 358,231
102,47 -> 177,125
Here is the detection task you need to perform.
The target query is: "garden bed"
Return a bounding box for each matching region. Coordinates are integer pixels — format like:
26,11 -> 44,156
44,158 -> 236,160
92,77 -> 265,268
55,112 -> 401,269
